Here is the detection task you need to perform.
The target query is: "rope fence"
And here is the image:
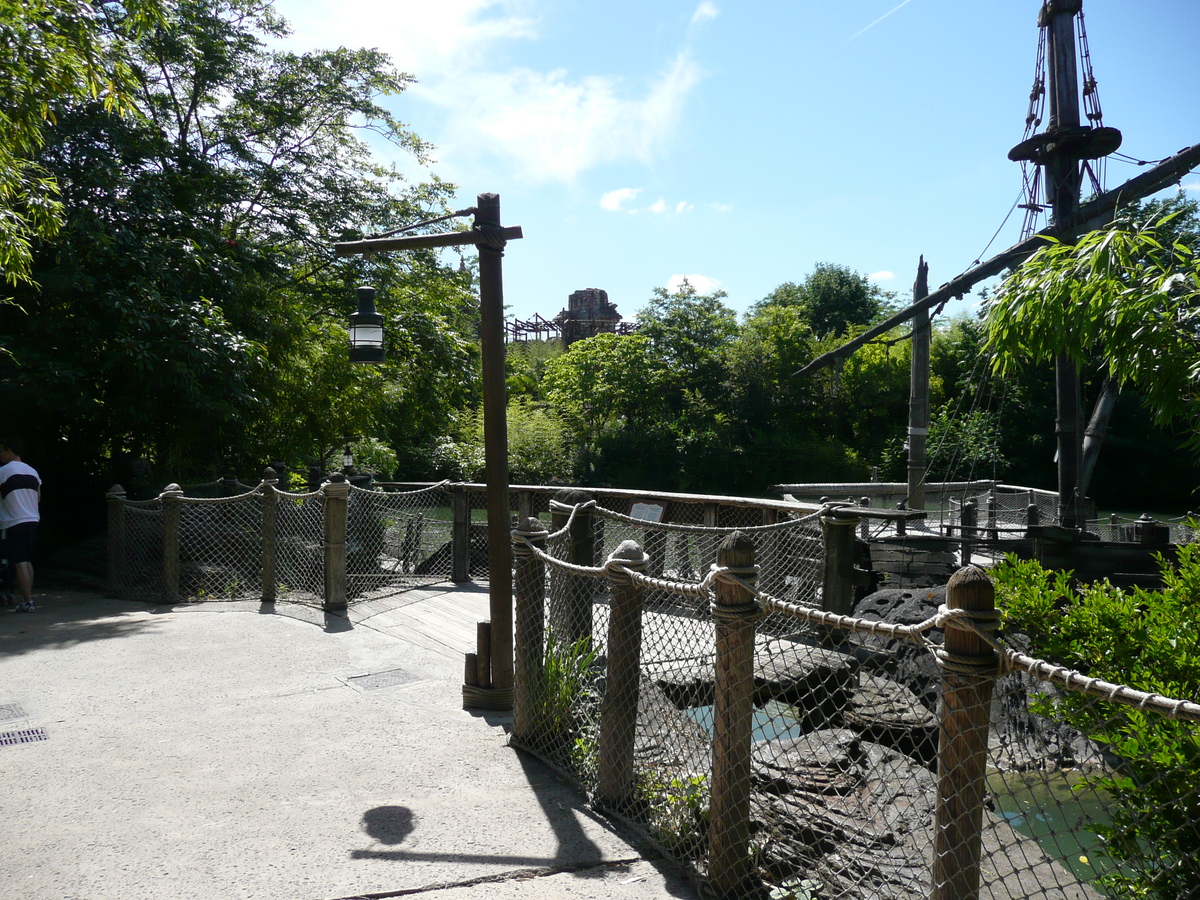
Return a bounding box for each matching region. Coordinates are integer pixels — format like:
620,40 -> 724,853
510,501 -> 1200,900
105,472 -> 455,608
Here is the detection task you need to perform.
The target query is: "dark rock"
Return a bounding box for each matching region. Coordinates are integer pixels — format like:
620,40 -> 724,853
749,728 -> 1103,899
645,638 -> 857,732
847,586 -> 946,711
752,638 -> 858,728
645,654 -> 717,709
633,675 -> 711,774
843,674 -> 938,767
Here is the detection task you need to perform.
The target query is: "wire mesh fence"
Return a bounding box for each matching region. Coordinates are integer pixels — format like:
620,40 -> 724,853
107,479 -> 458,607
346,483 -> 454,596
177,493 -> 263,601
273,489 -> 325,605
510,499 -> 1200,900
107,498 -> 165,601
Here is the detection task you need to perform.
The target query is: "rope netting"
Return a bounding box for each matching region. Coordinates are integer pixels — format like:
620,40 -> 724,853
108,481 -> 455,606
511,505 -> 1200,900
345,483 -> 454,596
177,491 -> 263,601
273,489 -> 325,606
109,498 -> 164,601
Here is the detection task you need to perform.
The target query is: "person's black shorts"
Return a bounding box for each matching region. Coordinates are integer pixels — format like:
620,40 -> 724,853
3,522 -> 37,564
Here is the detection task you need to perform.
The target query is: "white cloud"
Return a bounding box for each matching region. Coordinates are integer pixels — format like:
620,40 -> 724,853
429,53 -> 702,184
675,200 -> 692,214
668,274 -> 722,294
1183,181 -> 1200,193
711,202 -> 733,212
691,2 -> 719,26
869,270 -> 895,282
275,0 -> 706,185
648,198 -> 667,214
601,187 -> 642,211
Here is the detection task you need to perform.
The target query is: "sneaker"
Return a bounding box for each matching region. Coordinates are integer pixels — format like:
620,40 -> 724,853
1,593 -> 14,609
14,601 -> 34,613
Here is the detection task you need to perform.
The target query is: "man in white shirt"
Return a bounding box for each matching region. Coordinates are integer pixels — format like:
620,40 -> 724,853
0,438 -> 41,612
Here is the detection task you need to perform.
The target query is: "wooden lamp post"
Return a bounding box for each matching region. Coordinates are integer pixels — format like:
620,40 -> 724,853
334,193 -> 523,708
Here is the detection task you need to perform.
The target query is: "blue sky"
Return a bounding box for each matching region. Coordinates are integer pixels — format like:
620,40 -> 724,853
272,0 -> 1200,324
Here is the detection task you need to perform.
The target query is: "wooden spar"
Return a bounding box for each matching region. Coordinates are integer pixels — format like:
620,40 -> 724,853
1046,0 -> 1085,529
333,225 -> 523,255
793,139 -> 1200,379
907,257 -> 931,510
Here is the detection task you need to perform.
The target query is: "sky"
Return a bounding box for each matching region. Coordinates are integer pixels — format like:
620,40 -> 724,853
271,0 -> 1200,325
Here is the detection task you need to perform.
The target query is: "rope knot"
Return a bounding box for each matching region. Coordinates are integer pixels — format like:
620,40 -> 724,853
708,564 -> 762,623
474,222 -> 507,252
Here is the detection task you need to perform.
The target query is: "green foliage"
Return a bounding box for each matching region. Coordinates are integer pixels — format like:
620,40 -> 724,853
437,401 -> 571,484
0,0 -> 477,485
537,634 -> 598,744
506,338 -> 563,401
638,769 -> 709,856
349,437 -> 398,477
986,199 -> 1200,439
755,263 -> 890,338
994,551 -> 1200,899
0,0 -> 165,285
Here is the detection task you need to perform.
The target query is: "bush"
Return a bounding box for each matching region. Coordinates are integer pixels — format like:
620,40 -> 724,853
994,551 -> 1200,899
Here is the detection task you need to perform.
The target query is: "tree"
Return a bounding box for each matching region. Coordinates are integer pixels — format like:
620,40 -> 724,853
636,280 -> 739,406
0,0 -> 475,487
0,0 -> 164,285
755,263 -> 890,338
985,198 -> 1200,441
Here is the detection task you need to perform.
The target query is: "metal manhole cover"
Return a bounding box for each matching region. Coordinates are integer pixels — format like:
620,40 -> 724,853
0,728 -> 47,747
349,669 -> 417,691
0,702 -> 27,723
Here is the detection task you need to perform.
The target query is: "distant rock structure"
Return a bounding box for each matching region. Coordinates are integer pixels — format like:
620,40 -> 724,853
554,288 -> 623,346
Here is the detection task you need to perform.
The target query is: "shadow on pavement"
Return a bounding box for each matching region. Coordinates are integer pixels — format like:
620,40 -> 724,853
0,589 -> 165,658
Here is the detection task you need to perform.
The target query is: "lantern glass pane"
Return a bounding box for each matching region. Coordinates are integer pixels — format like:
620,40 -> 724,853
351,324 -> 384,346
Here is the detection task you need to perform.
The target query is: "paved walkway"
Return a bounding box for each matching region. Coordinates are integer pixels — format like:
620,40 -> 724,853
0,585 -> 697,900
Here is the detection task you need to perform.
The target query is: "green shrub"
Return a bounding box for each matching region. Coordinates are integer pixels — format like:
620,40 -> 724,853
994,550 -> 1200,899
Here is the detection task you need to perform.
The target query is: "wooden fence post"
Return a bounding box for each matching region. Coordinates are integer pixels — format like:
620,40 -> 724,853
708,532 -> 759,899
512,517 -> 549,740
550,489 -> 594,645
106,484 -> 126,598
161,484 -> 184,603
261,467 -> 279,603
451,484 -> 470,583
960,499 -> 977,567
933,566 -> 999,900
596,540 -> 648,808
322,473 -> 350,611
820,509 -> 859,617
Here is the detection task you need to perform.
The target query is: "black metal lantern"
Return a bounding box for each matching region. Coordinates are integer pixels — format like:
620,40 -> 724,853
348,285 -> 385,363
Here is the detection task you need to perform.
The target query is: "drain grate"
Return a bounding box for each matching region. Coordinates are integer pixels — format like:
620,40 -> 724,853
0,727 -> 47,747
349,668 -> 417,691
0,702 -> 28,723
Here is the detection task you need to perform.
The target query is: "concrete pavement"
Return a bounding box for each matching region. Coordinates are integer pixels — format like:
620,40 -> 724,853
0,587 -> 697,900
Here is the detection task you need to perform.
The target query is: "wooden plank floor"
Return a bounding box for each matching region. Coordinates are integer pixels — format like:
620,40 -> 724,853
350,583 -> 510,659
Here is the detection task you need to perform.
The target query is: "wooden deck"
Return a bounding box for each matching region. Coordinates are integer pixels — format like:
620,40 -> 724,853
349,582 -> 504,659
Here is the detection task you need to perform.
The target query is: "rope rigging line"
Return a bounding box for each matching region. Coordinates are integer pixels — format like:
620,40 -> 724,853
973,188 -> 1026,266
364,207 -> 477,240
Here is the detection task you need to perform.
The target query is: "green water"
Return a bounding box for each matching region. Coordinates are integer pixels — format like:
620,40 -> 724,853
987,769 -> 1125,892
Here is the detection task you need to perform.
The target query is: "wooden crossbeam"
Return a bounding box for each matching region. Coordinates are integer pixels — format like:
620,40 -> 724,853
333,225 -> 524,256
